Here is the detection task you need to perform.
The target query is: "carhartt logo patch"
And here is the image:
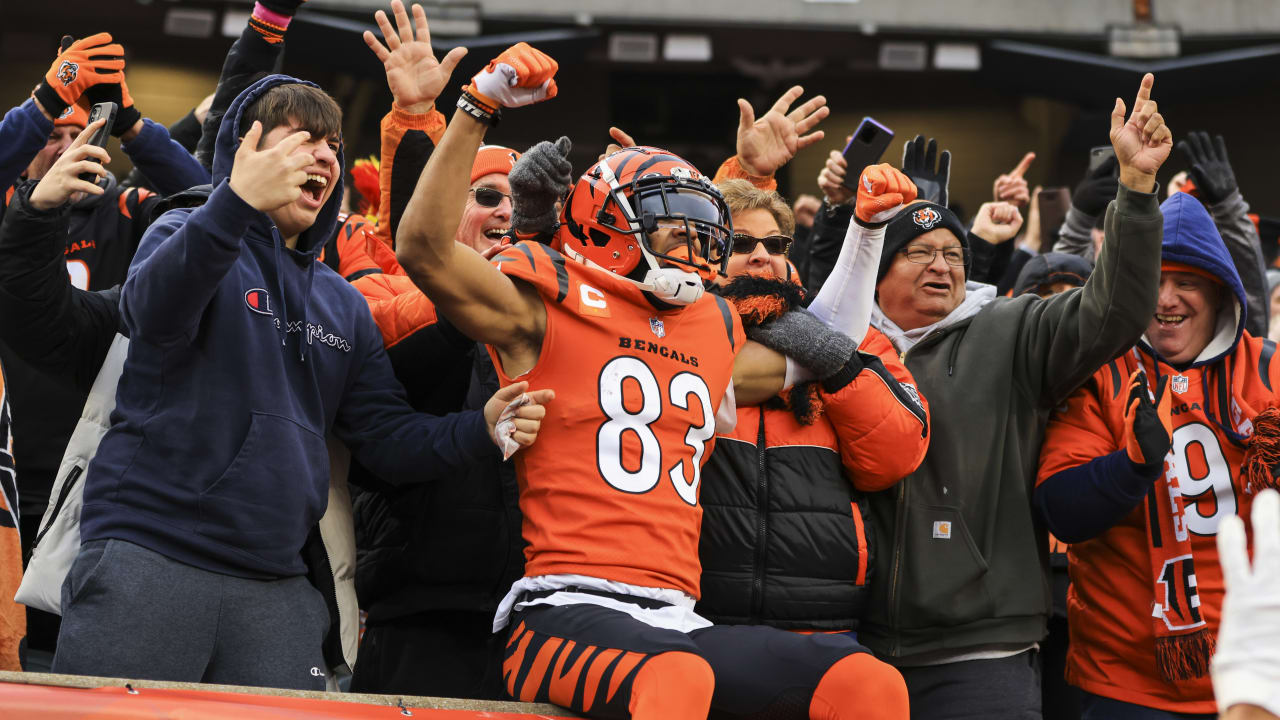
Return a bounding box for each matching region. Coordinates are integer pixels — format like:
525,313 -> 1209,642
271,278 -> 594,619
245,288 -> 272,315
932,521 -> 952,539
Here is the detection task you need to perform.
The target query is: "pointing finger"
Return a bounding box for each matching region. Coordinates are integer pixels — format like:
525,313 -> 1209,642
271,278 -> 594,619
1011,151 -> 1035,178
1131,73 -> 1154,117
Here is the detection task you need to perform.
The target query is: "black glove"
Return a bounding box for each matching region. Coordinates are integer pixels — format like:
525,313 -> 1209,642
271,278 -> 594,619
900,135 -> 950,207
1072,154 -> 1119,217
82,71 -> 141,137
510,136 -> 573,235
746,307 -> 858,383
1177,131 -> 1238,205
1123,370 -> 1172,469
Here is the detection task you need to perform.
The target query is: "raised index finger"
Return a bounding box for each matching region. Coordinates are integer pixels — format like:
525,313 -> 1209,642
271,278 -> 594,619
1010,152 -> 1035,178
1131,73 -> 1154,116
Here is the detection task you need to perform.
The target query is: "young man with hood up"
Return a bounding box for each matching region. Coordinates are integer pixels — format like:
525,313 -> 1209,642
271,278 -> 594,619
1036,190 -> 1280,718
49,74 -> 552,690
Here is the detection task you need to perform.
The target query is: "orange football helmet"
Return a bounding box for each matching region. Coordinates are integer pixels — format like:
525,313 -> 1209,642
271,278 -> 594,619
556,146 -> 731,303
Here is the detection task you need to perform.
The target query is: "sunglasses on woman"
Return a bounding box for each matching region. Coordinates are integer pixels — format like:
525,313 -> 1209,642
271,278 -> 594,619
470,187 -> 512,208
731,233 -> 792,256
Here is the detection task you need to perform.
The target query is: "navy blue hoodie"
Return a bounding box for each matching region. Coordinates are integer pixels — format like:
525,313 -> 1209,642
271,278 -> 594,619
81,75 -> 494,578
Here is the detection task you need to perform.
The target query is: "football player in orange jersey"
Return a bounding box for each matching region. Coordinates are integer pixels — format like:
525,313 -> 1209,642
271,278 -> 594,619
1037,191 -> 1280,718
395,34 -> 913,720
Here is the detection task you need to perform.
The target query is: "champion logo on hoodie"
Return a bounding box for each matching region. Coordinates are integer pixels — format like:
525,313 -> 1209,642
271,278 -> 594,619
245,288 -> 272,315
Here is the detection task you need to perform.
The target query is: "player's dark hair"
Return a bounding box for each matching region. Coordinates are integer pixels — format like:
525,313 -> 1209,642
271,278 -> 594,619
241,83 -> 342,148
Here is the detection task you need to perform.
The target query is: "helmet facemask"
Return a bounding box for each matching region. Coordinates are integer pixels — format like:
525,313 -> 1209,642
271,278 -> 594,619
594,164 -> 732,305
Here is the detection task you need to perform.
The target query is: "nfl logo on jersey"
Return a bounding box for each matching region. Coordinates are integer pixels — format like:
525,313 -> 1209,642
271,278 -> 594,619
649,317 -> 666,338
1171,374 -> 1189,394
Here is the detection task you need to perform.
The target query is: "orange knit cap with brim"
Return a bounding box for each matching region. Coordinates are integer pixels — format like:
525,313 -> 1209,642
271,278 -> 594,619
53,102 -> 89,129
1162,260 -> 1222,285
471,145 -> 521,184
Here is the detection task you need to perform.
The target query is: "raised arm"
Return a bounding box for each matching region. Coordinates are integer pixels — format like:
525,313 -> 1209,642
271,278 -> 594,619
1026,73 -> 1171,407
2,34 -> 123,194
363,0 -> 462,244
122,123 -> 312,345
395,37 -> 556,369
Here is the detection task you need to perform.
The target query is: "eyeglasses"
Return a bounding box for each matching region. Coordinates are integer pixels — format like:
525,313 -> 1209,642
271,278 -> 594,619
901,245 -> 968,266
470,187 -> 512,208
731,233 -> 792,256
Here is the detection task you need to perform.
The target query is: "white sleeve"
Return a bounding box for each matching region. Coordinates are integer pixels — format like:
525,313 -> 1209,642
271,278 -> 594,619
715,382 -> 737,434
788,220 -> 885,386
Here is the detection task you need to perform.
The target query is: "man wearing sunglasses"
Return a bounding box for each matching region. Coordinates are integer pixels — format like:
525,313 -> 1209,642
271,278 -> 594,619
459,146 -> 519,258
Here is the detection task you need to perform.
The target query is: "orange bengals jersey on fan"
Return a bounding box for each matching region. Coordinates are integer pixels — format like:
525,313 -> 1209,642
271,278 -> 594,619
488,241 -> 744,598
1037,340 -> 1280,713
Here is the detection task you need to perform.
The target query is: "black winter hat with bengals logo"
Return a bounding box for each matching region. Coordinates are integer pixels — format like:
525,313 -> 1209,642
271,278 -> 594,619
877,202 -> 970,284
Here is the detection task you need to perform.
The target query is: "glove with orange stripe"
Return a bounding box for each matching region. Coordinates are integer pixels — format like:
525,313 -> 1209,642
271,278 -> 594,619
1124,369 -> 1172,468
34,33 -> 125,119
856,163 -> 917,226
463,42 -> 558,110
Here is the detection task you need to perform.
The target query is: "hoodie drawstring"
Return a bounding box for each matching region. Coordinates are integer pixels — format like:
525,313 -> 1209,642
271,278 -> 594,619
299,261 -> 316,363
270,227 -> 321,364
272,228 -> 290,353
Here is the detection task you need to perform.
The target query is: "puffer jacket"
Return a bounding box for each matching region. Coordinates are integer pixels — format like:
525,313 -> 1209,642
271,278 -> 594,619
698,279 -> 929,630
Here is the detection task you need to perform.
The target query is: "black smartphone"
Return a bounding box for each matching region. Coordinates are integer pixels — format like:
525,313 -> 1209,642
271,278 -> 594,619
841,117 -> 894,190
1087,145 -> 1115,175
79,101 -> 117,184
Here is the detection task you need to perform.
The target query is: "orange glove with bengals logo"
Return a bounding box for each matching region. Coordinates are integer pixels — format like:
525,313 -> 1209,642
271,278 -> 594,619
34,33 -> 125,119
463,42 -> 558,111
1124,369 -> 1173,468
856,163 -> 917,225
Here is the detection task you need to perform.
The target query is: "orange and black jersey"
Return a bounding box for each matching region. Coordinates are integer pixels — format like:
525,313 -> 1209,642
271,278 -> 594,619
1037,340 -> 1280,712
488,241 -> 744,598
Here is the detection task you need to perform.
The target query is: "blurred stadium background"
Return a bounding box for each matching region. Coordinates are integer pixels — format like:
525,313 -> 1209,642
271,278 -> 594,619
4,0 -> 1280,218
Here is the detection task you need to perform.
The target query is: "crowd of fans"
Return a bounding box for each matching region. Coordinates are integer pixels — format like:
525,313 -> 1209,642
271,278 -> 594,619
1,1 -> 1280,719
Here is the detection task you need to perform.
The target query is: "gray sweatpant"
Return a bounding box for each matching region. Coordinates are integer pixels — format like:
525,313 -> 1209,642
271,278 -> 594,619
51,538 -> 329,690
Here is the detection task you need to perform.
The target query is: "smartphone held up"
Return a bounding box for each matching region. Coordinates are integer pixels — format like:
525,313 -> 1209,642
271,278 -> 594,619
78,101 -> 117,184
841,117 -> 894,190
